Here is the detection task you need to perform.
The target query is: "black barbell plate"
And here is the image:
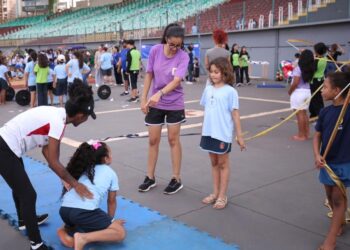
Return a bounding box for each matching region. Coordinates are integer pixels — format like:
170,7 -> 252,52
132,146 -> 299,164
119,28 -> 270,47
97,85 -> 111,100
15,89 -> 31,106
5,86 -> 15,101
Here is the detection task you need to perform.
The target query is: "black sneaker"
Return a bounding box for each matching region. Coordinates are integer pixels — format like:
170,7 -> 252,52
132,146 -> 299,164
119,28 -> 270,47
163,178 -> 183,195
127,97 -> 139,103
30,242 -> 52,250
138,176 -> 156,192
120,91 -> 129,96
19,214 -> 49,231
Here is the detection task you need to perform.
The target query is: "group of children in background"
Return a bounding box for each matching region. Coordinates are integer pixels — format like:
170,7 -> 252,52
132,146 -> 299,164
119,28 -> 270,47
230,44 -> 251,86
288,41 -> 350,250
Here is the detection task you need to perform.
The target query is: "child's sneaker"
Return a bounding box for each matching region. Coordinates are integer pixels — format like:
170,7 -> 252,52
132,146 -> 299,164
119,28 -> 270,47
138,176 -> 156,192
163,178 -> 183,194
19,214 -> 49,231
120,91 -> 129,96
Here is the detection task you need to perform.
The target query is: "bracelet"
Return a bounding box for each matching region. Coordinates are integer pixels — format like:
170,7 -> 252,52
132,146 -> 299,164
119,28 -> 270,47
158,90 -> 165,96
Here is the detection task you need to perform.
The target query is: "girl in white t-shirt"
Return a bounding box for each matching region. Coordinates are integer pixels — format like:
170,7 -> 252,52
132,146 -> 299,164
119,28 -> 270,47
0,79 -> 96,250
200,57 -> 245,209
57,141 -> 125,250
0,56 -> 12,105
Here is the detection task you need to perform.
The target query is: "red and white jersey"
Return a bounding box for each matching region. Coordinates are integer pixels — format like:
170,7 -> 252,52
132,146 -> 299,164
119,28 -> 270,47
0,106 -> 66,157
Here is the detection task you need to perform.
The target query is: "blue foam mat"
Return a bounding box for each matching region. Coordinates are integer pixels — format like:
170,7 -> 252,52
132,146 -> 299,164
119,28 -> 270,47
0,156 -> 239,250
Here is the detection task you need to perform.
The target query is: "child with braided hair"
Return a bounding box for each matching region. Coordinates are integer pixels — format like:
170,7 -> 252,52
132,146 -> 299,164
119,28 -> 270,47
57,141 -> 125,250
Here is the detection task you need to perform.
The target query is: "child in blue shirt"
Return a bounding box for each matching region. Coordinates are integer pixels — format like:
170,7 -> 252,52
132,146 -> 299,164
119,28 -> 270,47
313,72 -> 350,250
53,55 -> 68,107
57,141 -> 125,249
24,51 -> 37,108
200,57 -> 245,210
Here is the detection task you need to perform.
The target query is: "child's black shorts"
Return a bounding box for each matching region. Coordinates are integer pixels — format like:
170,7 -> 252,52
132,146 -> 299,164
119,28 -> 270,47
145,107 -> 186,126
0,78 -> 9,90
101,68 -> 112,76
28,85 -> 36,92
56,78 -> 68,96
59,207 -> 112,233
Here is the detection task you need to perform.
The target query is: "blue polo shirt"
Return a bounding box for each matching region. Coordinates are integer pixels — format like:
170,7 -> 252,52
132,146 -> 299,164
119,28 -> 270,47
120,48 -> 129,71
315,105 -> 350,164
112,52 -> 120,66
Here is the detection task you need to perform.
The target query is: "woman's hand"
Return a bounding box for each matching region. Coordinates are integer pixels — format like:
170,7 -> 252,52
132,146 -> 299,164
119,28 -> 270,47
140,98 -> 149,114
236,136 -> 246,151
146,91 -> 162,108
73,182 -> 93,200
315,154 -> 325,169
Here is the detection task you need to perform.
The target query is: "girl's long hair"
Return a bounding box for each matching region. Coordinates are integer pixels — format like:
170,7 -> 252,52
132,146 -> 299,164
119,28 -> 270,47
62,142 -> 109,196
209,57 -> 235,86
239,46 -> 249,57
38,53 -> 48,68
73,51 -> 84,69
298,49 -> 315,83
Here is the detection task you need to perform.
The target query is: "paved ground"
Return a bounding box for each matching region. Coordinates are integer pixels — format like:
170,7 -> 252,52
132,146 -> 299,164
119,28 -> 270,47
1,78 -> 350,250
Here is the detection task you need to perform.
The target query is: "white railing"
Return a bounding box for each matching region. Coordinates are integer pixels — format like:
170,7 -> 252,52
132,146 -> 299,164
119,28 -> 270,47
278,6 -> 284,25
258,14 -> 264,28
298,0 -> 303,15
248,19 -> 253,29
268,10 -> 274,27
308,0 -> 314,11
288,2 -> 293,20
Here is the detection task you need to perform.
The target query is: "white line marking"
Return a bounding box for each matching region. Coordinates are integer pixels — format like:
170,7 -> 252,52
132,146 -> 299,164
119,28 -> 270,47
239,96 -> 289,104
61,137 -> 81,148
61,107 -> 292,147
94,97 -> 289,115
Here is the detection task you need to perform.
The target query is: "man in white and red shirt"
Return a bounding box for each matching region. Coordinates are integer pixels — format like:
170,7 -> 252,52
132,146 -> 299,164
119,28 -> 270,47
0,80 -> 96,250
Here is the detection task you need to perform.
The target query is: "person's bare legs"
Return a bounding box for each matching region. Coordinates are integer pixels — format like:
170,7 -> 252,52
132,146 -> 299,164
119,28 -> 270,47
217,153 -> 230,199
301,110 -> 310,138
74,220 -> 126,250
0,89 -> 5,104
293,111 -> 308,141
146,125 -> 162,179
209,153 -> 220,197
30,91 -> 36,108
167,124 -> 182,181
48,90 -> 54,105
320,186 -> 347,250
57,225 -> 74,248
58,95 -> 64,107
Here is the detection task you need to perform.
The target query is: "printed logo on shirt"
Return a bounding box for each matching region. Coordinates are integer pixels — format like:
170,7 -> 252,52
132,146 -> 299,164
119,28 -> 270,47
171,67 -> 177,76
27,123 -> 50,136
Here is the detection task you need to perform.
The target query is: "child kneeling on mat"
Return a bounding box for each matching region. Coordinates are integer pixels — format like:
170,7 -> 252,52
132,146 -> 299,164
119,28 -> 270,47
200,57 -> 246,210
57,141 -> 125,250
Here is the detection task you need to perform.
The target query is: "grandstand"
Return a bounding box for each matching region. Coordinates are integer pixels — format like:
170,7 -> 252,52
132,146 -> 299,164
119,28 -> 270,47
0,0 -> 347,47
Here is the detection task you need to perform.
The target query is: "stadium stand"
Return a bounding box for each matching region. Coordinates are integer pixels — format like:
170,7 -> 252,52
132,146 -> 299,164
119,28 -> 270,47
0,0 -> 344,46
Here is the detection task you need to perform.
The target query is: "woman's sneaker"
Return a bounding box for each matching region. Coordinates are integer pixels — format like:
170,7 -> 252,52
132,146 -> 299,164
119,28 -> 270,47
163,178 -> 183,195
138,176 -> 156,192
30,242 -> 52,250
19,214 -> 49,231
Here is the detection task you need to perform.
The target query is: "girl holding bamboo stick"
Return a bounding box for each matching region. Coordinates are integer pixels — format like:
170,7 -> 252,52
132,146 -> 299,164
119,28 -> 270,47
313,71 -> 350,250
